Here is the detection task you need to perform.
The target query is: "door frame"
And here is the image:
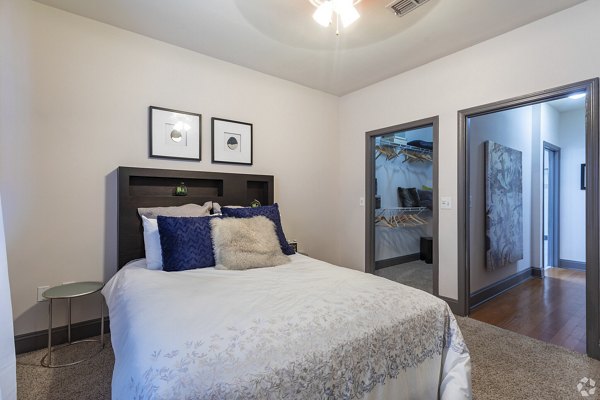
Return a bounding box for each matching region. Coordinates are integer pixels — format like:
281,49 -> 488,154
365,116 -> 440,297
457,78 -> 600,359
543,141 -> 561,270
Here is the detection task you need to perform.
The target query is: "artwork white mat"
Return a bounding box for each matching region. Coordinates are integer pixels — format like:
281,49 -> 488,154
150,107 -> 201,160
212,118 -> 253,165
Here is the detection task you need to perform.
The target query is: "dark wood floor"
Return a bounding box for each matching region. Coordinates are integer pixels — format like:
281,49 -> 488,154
470,267 -> 586,354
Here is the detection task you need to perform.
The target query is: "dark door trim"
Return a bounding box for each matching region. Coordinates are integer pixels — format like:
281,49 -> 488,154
457,78 -> 600,359
365,116 -> 439,297
543,141 -> 561,270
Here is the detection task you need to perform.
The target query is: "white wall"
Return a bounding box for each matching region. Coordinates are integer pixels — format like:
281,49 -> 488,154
541,104 -> 562,146
339,0 -> 600,299
559,108 -> 586,263
468,107 -> 533,292
0,1 -> 340,336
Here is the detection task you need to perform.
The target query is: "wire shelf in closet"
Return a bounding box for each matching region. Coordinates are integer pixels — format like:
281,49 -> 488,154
375,140 -> 433,163
375,207 -> 430,228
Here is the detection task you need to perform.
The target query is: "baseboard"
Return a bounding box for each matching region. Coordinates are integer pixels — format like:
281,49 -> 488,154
14,317 -> 110,355
438,296 -> 462,315
558,259 -> 586,271
531,266 -> 544,277
469,268 -> 534,311
375,253 -> 420,270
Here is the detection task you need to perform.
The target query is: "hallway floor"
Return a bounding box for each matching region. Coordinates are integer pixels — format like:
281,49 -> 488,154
470,267 -> 586,354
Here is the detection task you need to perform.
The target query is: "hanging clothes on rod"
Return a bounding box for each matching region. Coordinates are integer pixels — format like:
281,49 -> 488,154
375,207 -> 430,228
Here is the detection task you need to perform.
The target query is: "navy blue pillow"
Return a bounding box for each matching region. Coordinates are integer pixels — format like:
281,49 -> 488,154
221,203 -> 295,255
157,216 -> 217,272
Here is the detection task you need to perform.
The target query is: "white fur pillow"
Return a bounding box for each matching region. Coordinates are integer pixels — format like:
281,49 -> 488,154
211,216 -> 290,270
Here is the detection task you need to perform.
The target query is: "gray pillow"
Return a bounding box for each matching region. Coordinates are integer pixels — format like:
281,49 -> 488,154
137,202 -> 212,219
211,216 -> 290,270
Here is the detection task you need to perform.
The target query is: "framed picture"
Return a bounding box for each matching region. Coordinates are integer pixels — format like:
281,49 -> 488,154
581,163 -> 586,190
211,117 -> 253,165
149,106 -> 201,161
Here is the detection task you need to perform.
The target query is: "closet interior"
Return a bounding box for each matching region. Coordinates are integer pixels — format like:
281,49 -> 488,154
373,125 -> 434,293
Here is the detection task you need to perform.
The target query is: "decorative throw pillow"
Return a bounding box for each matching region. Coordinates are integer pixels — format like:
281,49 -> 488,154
157,216 -> 218,272
138,202 -> 213,219
221,203 -> 295,255
398,187 -> 420,208
417,189 -> 433,209
141,216 -> 163,270
211,216 -> 290,270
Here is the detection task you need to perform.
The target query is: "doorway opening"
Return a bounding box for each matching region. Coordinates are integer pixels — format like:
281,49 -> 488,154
458,79 -> 599,358
543,142 -> 560,271
365,117 -> 439,297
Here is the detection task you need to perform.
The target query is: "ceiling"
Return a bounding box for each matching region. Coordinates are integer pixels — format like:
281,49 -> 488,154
35,0 -> 586,96
547,95 -> 586,113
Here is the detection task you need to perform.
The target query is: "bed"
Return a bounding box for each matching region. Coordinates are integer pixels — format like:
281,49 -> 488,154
103,167 -> 471,400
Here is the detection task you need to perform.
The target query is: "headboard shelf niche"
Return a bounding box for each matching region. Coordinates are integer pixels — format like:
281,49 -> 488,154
118,167 -> 274,268
128,176 -> 224,197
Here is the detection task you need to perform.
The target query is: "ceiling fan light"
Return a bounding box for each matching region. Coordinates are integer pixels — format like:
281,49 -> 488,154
340,5 -> 360,27
313,2 -> 333,27
332,0 -> 353,13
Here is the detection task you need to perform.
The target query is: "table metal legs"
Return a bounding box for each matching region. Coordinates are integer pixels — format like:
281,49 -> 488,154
67,298 -> 71,344
100,296 -> 104,347
47,298 -> 53,365
41,295 -> 105,368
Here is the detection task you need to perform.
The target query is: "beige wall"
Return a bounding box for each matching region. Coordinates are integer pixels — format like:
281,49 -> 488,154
339,0 -> 600,298
0,1 -> 340,335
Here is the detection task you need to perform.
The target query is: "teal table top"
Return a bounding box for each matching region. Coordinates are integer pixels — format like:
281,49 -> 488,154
42,281 -> 104,299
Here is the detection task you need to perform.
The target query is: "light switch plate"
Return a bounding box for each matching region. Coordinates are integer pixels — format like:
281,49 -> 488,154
440,196 -> 452,209
359,197 -> 365,206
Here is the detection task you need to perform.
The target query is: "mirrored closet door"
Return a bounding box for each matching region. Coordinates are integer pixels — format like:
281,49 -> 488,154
366,119 -> 438,295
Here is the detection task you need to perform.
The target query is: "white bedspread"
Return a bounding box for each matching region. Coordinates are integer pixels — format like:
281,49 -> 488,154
103,254 -> 471,400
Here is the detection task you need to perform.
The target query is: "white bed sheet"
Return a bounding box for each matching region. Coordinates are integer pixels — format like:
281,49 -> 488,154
103,254 -> 471,399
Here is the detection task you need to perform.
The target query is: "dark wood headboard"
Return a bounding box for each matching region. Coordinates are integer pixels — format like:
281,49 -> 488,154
118,167 -> 274,268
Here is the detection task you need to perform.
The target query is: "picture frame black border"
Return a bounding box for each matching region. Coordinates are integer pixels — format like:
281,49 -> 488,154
149,106 -> 202,161
582,163 -> 587,190
211,117 -> 253,165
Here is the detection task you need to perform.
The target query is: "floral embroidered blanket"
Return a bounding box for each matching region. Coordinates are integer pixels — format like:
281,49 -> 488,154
103,254 -> 471,400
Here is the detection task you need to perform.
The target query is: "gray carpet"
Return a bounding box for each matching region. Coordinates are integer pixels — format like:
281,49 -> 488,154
16,318 -> 600,399
458,316 -> 600,400
17,338 -> 113,400
375,260 -> 433,293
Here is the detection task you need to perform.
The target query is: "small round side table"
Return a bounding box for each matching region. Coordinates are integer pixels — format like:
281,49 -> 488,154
41,281 -> 105,368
